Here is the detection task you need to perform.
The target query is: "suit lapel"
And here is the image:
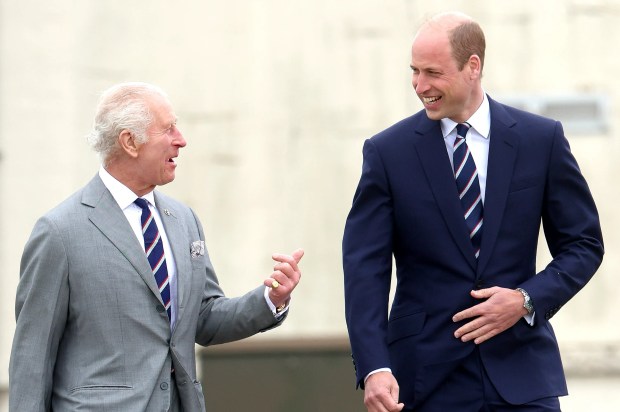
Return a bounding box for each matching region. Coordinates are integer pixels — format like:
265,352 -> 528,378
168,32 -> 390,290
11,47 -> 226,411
154,193 -> 190,327
83,176 -> 164,301
414,118 -> 478,271
477,99 -> 518,275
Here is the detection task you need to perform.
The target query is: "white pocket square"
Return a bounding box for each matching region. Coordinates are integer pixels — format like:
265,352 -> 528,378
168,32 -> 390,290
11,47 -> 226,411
190,240 -> 205,258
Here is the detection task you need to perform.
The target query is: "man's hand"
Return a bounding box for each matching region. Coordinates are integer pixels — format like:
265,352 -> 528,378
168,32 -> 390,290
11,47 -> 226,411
264,248 -> 304,308
364,371 -> 405,412
452,287 -> 527,344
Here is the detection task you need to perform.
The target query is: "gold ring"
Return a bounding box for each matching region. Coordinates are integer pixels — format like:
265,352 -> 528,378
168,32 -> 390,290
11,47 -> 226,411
271,280 -> 280,289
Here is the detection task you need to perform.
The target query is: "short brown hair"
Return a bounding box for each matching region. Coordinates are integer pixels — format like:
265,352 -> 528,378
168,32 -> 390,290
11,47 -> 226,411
449,20 -> 486,72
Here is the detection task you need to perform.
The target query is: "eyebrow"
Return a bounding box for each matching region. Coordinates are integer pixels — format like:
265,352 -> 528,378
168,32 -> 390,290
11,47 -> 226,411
165,118 -> 178,128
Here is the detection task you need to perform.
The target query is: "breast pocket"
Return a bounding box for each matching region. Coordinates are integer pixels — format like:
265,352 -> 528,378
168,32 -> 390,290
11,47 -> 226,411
509,176 -> 540,193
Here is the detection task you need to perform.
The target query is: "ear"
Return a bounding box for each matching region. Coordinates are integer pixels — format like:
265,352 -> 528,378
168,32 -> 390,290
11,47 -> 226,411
118,130 -> 140,158
467,55 -> 482,80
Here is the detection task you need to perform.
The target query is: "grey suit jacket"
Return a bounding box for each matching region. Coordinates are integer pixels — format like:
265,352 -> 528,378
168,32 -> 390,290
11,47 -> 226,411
9,175 -> 283,411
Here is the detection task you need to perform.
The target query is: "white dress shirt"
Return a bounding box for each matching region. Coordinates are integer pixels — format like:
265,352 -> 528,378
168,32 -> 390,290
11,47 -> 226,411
440,93 -> 491,205
99,167 -> 179,330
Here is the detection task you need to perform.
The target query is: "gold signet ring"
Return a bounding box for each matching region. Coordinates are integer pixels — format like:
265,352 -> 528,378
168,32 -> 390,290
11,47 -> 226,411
271,280 -> 280,289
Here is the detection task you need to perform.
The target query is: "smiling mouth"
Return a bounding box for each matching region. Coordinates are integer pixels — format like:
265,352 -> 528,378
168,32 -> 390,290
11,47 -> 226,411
422,96 -> 441,105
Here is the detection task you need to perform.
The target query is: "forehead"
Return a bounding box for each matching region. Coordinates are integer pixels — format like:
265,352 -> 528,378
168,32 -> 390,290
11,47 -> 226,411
411,27 -> 456,68
146,93 -> 176,124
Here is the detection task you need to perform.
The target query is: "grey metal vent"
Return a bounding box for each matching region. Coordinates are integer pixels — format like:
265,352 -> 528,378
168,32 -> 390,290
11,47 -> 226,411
496,94 -> 609,135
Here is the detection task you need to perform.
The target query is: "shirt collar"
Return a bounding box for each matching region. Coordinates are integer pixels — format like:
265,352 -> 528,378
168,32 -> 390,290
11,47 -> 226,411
98,166 -> 156,210
440,93 -> 491,139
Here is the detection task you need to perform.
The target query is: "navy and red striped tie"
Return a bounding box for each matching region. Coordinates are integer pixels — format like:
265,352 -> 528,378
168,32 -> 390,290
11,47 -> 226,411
134,198 -> 171,320
453,123 -> 483,259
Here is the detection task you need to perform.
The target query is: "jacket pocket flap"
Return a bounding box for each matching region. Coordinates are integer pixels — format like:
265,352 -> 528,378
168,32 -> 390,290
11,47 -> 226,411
387,311 -> 426,344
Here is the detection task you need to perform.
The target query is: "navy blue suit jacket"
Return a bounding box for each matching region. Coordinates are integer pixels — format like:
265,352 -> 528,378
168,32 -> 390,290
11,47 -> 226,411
343,97 -> 604,407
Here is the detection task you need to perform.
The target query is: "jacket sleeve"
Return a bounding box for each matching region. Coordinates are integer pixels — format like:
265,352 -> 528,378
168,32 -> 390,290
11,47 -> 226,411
10,217 -> 70,412
520,121 -> 604,321
189,209 -> 283,347
343,139 -> 395,388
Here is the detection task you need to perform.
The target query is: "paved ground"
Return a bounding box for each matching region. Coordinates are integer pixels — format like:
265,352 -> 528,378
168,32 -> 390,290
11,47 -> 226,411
560,376 -> 620,411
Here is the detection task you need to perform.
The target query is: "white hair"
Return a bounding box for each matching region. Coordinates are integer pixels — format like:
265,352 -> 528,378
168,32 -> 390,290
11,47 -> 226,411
86,82 -> 168,165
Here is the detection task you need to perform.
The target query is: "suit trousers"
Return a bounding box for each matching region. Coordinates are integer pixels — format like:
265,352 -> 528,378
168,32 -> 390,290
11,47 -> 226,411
407,348 -> 561,412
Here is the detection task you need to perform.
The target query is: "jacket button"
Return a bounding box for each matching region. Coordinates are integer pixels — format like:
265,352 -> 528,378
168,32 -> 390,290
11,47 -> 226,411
160,382 -> 169,390
156,305 -> 165,313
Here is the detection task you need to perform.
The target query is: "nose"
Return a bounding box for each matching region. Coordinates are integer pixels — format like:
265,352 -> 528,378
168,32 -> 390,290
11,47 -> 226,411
414,73 -> 429,95
173,127 -> 187,148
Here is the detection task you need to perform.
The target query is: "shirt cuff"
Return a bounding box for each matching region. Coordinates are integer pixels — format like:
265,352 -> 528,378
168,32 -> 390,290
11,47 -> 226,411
523,311 -> 535,326
365,368 -> 392,383
263,286 -> 289,319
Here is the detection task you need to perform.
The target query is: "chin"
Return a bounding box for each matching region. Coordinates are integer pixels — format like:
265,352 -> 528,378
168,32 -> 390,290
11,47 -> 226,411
159,176 -> 176,186
424,109 -> 443,120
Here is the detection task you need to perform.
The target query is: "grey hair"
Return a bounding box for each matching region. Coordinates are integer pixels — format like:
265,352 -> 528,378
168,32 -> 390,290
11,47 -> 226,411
86,82 -> 168,165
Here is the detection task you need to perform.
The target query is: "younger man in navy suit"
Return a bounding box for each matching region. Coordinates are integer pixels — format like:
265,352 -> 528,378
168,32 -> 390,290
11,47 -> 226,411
343,11 -> 603,412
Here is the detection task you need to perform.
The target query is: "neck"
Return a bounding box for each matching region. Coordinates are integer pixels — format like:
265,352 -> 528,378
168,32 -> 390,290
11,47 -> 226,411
453,87 -> 484,123
104,162 -> 154,197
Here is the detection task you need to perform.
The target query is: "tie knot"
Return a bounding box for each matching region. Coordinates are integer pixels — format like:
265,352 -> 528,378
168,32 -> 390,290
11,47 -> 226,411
456,123 -> 471,139
134,198 -> 150,211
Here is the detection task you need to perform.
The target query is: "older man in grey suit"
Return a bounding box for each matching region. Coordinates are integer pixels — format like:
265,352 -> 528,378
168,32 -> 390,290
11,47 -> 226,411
9,82 -> 304,412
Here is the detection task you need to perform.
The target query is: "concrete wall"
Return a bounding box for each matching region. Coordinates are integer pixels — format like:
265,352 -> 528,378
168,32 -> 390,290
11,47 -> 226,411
1,0 -> 618,410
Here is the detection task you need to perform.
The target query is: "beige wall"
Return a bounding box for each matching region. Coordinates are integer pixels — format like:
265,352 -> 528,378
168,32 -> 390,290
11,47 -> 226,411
1,0 -> 618,409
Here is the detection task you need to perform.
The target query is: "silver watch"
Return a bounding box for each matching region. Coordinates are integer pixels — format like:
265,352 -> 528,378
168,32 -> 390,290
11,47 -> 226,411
516,288 -> 534,315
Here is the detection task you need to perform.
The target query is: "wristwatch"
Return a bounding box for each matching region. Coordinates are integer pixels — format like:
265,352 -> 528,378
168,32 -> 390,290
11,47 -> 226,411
275,302 -> 287,314
516,288 -> 534,315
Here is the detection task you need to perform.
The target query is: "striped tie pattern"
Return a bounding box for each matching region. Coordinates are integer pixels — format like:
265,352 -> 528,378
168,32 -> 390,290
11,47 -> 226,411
453,123 -> 483,258
134,198 -> 171,320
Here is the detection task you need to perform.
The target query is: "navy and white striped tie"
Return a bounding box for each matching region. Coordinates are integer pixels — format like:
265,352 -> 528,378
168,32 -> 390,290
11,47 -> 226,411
134,198 -> 171,320
453,123 -> 483,258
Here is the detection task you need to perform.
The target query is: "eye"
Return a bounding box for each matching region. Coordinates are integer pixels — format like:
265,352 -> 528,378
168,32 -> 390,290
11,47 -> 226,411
166,122 -> 177,134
